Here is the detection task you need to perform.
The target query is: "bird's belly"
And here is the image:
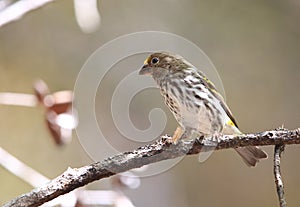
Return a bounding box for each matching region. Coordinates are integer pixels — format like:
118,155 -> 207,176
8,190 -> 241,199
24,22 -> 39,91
180,104 -> 213,134
178,101 -> 226,135
162,86 -> 225,135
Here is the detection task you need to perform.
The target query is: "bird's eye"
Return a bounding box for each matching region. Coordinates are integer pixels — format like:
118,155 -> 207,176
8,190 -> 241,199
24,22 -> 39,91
151,57 -> 159,65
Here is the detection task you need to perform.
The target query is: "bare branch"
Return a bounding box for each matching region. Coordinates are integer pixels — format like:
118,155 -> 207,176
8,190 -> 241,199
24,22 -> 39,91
4,128 -> 300,207
274,144 -> 287,207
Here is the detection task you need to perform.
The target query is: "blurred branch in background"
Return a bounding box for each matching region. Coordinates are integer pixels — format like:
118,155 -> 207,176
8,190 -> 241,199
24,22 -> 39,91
0,79 -> 137,207
0,79 -> 77,145
34,79 -> 77,145
0,0 -> 101,33
0,0 -> 56,27
73,0 -> 101,33
0,147 -> 49,187
3,128 -> 299,207
0,92 -> 37,107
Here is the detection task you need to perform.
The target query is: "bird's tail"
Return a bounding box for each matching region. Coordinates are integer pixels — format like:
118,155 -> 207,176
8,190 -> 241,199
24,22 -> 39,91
235,146 -> 268,167
223,123 -> 268,167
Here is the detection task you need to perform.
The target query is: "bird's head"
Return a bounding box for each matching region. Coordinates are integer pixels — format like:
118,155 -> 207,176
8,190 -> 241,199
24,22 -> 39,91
139,52 -> 192,79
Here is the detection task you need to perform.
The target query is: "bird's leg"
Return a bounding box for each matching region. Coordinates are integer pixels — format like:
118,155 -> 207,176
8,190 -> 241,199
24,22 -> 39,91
197,132 -> 221,163
167,126 -> 183,144
168,126 -> 198,144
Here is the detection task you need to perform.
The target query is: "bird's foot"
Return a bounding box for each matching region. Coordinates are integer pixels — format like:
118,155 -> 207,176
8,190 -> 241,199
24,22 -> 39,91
165,126 -> 183,145
202,132 -> 222,147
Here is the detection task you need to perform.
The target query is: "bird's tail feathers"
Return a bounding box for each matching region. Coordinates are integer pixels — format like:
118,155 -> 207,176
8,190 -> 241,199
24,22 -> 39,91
235,147 -> 268,166
223,121 -> 268,166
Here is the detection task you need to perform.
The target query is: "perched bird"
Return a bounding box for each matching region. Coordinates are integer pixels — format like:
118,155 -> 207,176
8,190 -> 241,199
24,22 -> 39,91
139,52 -> 267,166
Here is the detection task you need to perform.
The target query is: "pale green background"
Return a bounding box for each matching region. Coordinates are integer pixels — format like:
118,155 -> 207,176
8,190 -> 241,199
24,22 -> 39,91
1,0 -> 299,206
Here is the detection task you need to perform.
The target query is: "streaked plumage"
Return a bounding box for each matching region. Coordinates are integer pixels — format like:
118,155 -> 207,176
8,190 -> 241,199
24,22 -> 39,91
139,52 -> 267,166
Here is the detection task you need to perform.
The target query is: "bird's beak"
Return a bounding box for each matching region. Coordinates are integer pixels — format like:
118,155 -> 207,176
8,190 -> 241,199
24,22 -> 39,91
138,64 -> 152,75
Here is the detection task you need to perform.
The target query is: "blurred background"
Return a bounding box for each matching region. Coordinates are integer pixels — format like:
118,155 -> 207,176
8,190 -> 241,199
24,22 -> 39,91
0,0 -> 300,206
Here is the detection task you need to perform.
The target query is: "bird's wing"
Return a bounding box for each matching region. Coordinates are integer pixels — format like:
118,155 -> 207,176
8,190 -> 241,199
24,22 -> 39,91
196,70 -> 239,128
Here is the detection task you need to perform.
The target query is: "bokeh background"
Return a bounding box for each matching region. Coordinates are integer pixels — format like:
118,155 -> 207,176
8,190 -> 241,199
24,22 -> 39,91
1,0 -> 300,206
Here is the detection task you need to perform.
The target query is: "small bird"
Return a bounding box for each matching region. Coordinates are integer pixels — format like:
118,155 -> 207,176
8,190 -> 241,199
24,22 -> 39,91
139,52 -> 267,166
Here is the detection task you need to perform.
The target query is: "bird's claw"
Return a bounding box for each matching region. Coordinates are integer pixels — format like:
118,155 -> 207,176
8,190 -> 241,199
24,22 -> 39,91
202,133 -> 221,147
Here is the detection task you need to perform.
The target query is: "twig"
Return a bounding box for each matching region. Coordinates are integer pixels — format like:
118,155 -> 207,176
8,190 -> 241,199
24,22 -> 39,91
4,128 -> 300,207
274,144 -> 287,207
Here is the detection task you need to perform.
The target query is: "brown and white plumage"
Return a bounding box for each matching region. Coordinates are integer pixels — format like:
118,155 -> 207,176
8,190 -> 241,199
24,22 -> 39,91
139,52 -> 267,166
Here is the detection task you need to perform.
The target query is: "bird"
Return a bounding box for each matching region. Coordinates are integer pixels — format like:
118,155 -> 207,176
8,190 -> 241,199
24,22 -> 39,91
138,52 -> 267,166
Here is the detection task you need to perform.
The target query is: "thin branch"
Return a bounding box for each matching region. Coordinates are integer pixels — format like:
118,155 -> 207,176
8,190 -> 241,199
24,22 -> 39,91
274,144 -> 287,207
4,128 -> 300,207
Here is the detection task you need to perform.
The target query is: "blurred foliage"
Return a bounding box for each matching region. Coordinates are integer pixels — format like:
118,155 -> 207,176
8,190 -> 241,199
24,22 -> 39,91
0,0 -> 299,206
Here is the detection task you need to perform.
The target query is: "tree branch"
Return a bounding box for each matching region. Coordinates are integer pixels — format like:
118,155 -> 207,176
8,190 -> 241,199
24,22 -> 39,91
4,128 -> 300,207
274,144 -> 287,207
